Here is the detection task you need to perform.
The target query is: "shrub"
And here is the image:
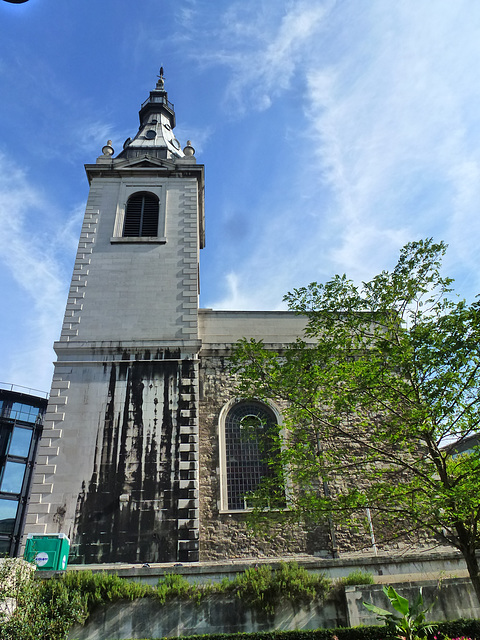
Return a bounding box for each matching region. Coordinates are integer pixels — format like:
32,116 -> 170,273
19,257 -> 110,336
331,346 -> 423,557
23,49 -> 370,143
61,569 -> 152,614
157,573 -> 199,603
0,568 -> 86,640
231,562 -> 332,614
338,570 -> 375,586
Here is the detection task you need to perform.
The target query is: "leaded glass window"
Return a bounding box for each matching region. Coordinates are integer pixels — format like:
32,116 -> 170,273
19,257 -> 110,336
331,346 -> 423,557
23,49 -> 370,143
225,401 -> 279,510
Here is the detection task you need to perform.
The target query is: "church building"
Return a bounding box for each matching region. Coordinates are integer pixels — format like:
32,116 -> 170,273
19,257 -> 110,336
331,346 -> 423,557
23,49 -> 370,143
22,72 -> 330,564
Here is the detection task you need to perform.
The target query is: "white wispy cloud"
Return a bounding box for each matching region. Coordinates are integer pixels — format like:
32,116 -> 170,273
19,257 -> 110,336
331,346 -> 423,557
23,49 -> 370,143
209,0 -> 480,308
76,120 -> 116,157
224,1 -> 332,111
189,0 -> 333,113
0,152 -> 73,392
303,1 -> 480,286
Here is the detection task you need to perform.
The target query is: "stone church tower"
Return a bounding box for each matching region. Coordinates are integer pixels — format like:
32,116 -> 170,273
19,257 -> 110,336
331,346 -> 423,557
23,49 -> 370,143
24,72 -> 204,563
23,72 -> 329,564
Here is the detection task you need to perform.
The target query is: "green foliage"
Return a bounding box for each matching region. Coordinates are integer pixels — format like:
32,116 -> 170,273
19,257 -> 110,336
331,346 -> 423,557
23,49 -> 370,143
157,573 -> 199,603
432,618 -> 480,640
230,562 -> 331,614
363,585 -> 435,640
3,556 -> 479,640
230,239 -> 480,602
0,559 -> 338,638
0,563 -> 151,639
0,559 -> 86,640
337,570 -> 375,586
156,562 -> 332,614
137,620 -> 480,640
61,569 -> 152,611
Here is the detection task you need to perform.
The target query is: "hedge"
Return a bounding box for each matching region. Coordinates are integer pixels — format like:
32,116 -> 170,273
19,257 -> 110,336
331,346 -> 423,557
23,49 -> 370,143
132,619 -> 480,640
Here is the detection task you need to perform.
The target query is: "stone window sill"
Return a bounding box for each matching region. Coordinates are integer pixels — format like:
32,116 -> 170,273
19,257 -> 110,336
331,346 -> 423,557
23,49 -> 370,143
110,237 -> 167,244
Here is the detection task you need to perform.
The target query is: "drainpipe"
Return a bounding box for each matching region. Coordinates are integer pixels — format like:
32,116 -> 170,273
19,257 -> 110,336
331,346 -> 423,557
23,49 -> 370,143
365,507 -> 378,555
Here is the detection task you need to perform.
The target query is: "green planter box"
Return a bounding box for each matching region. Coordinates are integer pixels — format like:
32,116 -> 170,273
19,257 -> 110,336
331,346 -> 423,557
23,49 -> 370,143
24,533 -> 70,571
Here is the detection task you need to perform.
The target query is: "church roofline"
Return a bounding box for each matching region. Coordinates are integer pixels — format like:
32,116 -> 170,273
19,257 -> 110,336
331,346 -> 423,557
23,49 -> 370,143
84,159 -> 204,183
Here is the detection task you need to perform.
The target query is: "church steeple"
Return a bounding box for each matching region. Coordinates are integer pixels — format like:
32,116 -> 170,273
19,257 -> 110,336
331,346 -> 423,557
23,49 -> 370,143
118,68 -> 184,161
24,71 -> 205,565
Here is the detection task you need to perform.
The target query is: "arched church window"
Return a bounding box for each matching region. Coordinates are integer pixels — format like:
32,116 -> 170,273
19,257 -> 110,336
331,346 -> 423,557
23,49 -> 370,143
123,192 -> 159,237
222,400 -> 283,510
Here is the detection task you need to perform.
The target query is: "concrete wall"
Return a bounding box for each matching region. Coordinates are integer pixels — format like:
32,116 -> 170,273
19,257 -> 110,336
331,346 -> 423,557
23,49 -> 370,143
60,548 -> 472,585
68,577 -> 480,640
69,593 -> 346,640
346,578 -> 480,627
25,357 -> 200,564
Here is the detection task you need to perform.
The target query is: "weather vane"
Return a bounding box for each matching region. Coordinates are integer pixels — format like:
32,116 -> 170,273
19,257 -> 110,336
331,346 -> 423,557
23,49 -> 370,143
156,67 -> 165,90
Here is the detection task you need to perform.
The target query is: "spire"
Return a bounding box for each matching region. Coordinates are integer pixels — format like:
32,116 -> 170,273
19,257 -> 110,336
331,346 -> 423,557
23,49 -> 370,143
156,67 -> 165,90
117,67 -> 184,161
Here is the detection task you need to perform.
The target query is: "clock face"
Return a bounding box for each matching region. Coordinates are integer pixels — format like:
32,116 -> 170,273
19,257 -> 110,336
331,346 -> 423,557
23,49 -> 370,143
171,138 -> 180,150
145,130 -> 156,140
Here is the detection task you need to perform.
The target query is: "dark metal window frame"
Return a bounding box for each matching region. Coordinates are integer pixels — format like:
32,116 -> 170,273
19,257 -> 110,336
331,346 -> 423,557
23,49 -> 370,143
0,396 -> 45,556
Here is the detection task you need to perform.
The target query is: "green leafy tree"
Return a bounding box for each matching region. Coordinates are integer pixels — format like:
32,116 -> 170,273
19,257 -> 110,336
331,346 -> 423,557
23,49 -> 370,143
231,239 -> 480,603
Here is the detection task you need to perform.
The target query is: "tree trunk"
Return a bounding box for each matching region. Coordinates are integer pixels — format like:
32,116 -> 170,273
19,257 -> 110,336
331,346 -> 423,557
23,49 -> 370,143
455,524 -> 480,606
461,546 -> 480,606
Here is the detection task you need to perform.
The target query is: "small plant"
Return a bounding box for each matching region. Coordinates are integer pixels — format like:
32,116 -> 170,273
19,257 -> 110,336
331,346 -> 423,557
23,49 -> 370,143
157,573 -> 197,603
232,562 -> 331,614
363,585 -> 435,640
61,569 -> 151,612
338,570 -> 374,586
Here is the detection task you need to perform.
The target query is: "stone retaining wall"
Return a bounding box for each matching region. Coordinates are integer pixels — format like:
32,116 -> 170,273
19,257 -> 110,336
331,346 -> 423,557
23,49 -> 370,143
68,577 -> 480,640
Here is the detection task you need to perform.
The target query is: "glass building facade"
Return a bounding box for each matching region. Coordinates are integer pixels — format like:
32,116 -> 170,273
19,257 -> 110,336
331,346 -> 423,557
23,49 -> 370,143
0,386 -> 47,555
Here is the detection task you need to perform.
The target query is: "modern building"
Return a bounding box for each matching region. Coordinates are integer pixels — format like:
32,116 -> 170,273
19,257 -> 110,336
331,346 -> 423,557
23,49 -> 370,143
0,384 -> 47,556
22,72 -> 337,564
446,433 -> 480,457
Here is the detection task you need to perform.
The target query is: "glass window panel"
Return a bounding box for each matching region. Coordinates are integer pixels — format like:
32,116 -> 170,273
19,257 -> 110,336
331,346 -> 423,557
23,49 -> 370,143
0,425 -> 11,459
10,402 -> 39,424
1,461 -> 26,493
0,499 -> 18,534
0,538 -> 11,554
9,427 -> 32,458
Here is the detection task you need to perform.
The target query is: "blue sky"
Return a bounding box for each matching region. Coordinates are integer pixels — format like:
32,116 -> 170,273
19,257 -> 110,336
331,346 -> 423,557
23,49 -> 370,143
1,0 -> 480,393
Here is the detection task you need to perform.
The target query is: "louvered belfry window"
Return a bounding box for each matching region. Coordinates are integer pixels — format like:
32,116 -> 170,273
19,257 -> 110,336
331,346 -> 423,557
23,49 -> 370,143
123,192 -> 159,237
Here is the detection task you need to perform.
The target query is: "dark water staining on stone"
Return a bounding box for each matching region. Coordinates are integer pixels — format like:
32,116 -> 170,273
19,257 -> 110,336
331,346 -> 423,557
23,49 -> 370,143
72,359 -> 186,564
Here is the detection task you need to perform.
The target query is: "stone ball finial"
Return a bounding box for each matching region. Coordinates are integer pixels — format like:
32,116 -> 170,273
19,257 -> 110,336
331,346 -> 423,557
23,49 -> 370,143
183,140 -> 195,156
102,140 -> 114,156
